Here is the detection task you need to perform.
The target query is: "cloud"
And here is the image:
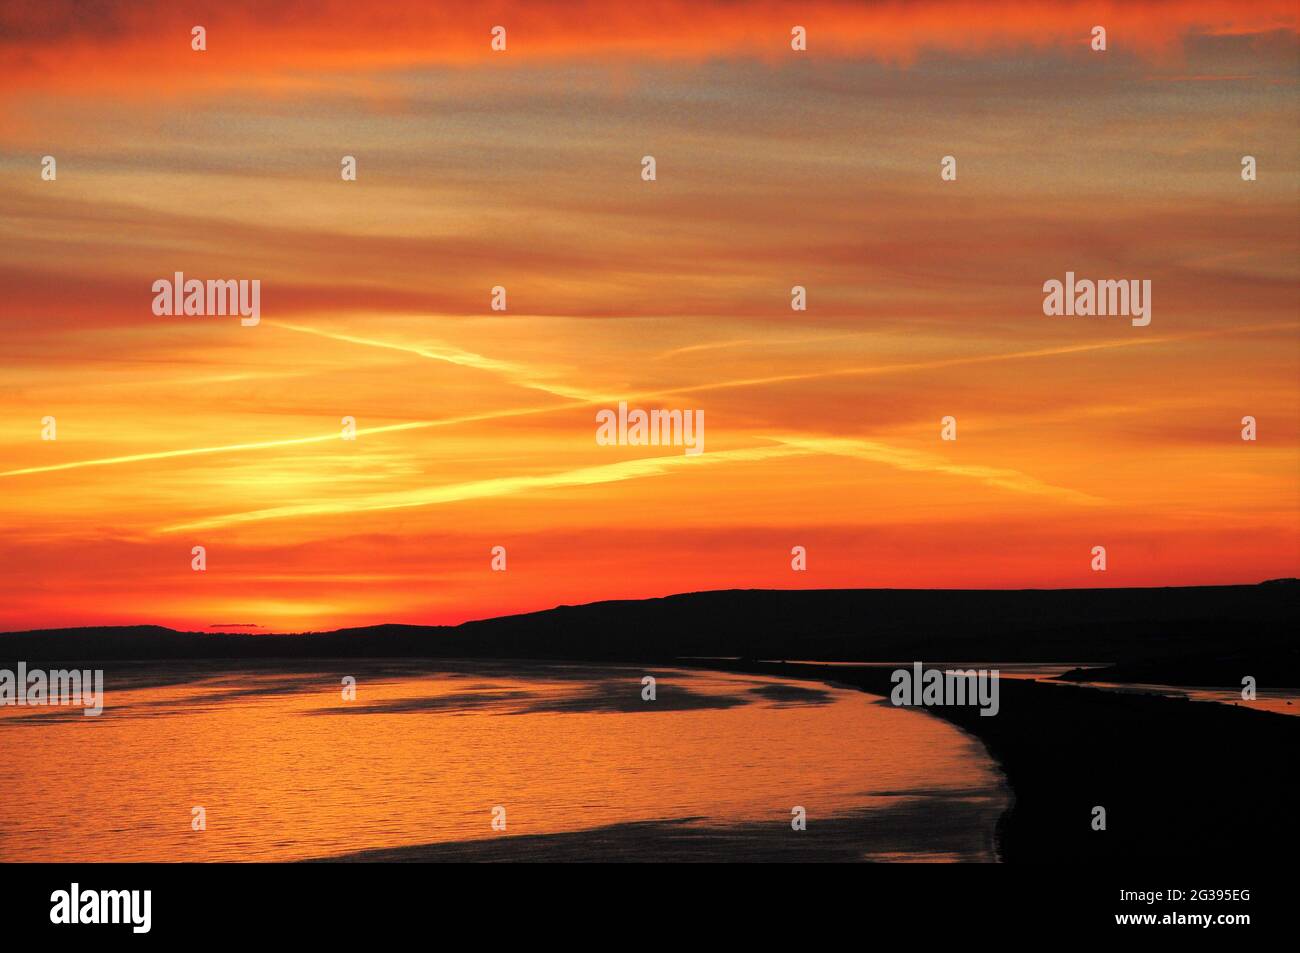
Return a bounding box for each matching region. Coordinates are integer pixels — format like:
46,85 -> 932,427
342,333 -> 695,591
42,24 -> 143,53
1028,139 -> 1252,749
2,0 -> 1294,115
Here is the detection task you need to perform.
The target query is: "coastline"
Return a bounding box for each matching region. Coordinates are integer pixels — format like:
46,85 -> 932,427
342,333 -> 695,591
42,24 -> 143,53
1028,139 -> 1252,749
700,660 -> 1300,862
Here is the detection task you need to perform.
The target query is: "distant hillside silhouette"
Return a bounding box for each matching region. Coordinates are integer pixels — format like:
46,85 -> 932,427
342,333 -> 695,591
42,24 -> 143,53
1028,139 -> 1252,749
2,581 -> 1296,678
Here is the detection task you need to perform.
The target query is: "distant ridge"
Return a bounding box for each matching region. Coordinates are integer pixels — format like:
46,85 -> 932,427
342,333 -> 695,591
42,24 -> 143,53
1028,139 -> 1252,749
1,580 -> 1295,668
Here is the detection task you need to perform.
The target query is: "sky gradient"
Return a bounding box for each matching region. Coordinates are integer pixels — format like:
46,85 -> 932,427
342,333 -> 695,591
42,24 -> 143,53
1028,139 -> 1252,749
1,0 -> 1298,632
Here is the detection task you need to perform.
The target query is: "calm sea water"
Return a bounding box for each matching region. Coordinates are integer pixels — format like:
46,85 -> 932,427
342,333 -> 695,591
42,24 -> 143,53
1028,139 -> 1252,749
0,661 -> 1007,862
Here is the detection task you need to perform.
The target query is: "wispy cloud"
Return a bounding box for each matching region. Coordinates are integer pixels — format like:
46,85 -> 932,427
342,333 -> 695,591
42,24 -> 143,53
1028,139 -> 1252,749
4,0 -> 1294,114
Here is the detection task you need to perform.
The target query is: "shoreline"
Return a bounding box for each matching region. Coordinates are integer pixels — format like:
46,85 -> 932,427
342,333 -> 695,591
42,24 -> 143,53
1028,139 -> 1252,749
685,661 -> 1013,861
694,660 -> 1300,862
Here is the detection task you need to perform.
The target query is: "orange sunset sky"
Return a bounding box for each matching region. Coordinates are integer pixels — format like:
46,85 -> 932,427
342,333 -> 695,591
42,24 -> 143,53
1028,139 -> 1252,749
1,0 -> 1298,633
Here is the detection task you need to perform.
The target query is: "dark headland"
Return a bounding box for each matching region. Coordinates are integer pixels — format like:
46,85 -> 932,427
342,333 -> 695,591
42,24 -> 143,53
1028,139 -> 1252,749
4,580 -> 1297,862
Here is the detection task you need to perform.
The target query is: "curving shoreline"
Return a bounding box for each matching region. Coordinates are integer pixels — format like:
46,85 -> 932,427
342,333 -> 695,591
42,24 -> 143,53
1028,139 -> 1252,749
702,660 -> 1300,862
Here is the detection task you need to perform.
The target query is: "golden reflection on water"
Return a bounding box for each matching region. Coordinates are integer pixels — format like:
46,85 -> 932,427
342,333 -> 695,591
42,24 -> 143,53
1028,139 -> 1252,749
0,662 -> 1004,861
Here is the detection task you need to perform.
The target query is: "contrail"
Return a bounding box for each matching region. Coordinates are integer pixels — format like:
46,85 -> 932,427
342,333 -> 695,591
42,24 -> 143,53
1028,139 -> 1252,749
158,431 -> 1096,534
157,443 -> 810,533
0,422 -> 436,478
770,434 -> 1102,505
267,321 -> 612,402
6,321 -> 1289,479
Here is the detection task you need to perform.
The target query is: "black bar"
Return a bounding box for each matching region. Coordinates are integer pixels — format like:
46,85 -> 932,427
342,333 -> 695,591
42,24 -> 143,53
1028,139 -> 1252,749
0,862 -> 1279,940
